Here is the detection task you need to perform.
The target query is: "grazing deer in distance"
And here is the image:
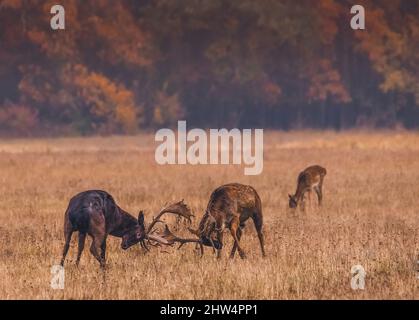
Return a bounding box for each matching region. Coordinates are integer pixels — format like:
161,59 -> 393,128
288,165 -> 327,211
184,183 -> 266,259
60,190 -> 193,268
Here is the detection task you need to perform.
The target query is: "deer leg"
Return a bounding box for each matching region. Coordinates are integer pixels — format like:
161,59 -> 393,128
299,192 -> 306,212
76,232 -> 86,266
89,239 -> 99,263
60,225 -> 73,266
314,186 -> 320,206
308,190 -> 312,211
252,214 -> 266,258
229,220 -> 246,259
100,236 -> 107,262
88,212 -> 106,268
216,231 -> 223,259
315,184 -> 323,206
90,235 -> 106,268
229,227 -> 242,258
198,242 -> 204,257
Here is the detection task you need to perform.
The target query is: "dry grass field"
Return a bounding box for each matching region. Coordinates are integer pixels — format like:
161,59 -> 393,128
0,131 -> 417,299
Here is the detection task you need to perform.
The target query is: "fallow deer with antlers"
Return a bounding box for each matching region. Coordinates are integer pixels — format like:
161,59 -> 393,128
170,183 -> 266,259
60,190 -> 193,268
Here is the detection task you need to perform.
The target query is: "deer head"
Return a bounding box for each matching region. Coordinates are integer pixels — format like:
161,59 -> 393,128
121,211 -> 146,250
198,213 -> 223,249
288,194 -> 298,209
186,212 -> 222,250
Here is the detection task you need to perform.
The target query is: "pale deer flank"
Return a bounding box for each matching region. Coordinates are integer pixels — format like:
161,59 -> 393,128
288,165 -> 327,210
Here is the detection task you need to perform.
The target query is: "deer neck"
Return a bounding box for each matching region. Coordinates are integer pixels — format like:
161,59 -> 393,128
294,185 -> 306,203
198,210 -> 216,236
109,207 -> 137,237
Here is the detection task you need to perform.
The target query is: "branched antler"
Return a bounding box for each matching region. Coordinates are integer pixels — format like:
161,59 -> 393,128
142,200 -> 201,250
146,200 -> 194,235
159,225 -> 202,249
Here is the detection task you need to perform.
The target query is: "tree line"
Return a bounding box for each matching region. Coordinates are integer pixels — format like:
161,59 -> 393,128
0,0 -> 418,136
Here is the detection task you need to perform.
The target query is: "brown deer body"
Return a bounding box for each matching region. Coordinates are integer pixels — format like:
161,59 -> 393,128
289,165 -> 327,210
189,183 -> 265,259
60,190 -> 192,268
60,190 -> 146,268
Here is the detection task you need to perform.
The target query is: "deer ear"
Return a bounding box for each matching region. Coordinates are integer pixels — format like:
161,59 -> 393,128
138,211 -> 144,224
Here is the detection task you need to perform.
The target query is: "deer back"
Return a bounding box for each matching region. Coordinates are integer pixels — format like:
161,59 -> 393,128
66,190 -> 137,236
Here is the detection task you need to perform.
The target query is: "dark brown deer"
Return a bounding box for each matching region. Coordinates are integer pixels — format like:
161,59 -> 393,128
183,183 -> 266,259
288,165 -> 327,210
60,190 -> 193,268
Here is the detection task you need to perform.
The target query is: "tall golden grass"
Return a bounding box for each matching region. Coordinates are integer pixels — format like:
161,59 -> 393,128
0,131 -> 417,299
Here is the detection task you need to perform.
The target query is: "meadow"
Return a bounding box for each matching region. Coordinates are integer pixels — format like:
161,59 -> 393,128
0,131 -> 417,299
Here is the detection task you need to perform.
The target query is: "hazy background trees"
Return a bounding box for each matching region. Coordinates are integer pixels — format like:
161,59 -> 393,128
0,0 -> 418,136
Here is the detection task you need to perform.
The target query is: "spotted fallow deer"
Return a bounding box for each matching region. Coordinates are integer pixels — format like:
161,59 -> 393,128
288,165 -> 327,210
184,183 -> 266,259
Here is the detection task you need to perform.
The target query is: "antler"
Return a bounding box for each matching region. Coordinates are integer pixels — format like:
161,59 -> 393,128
158,225 -> 202,249
146,200 -> 194,235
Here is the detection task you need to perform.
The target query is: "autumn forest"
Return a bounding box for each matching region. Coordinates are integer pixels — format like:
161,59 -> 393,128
1,0 -> 419,136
